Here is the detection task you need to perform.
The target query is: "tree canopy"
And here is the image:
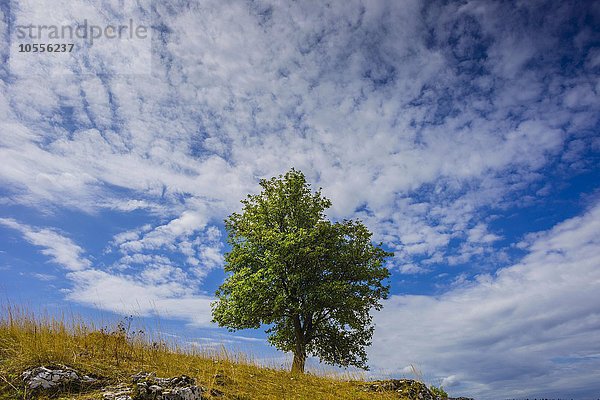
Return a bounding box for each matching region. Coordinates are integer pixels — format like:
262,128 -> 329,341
212,169 -> 392,373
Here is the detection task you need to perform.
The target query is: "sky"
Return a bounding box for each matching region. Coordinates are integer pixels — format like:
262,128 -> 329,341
0,0 -> 599,398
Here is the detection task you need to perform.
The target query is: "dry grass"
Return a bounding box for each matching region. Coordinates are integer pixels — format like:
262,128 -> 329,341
0,305 -> 400,399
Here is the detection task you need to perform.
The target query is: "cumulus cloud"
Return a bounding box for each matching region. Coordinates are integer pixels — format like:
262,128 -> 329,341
370,201 -> 600,399
107,209 -> 224,281
117,210 -> 208,253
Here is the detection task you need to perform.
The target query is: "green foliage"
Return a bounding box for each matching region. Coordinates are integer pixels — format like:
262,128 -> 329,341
212,169 -> 392,372
429,385 -> 448,399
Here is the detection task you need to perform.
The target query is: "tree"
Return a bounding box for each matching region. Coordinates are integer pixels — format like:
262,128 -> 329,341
211,169 -> 392,373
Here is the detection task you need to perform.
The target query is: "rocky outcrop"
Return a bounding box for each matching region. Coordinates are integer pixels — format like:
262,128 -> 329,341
101,383 -> 133,400
20,367 -> 206,400
127,372 -> 206,400
361,379 -> 438,400
20,366 -> 469,400
21,365 -> 97,393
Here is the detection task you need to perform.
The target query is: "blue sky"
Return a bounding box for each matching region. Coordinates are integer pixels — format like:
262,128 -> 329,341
1,0 -> 599,398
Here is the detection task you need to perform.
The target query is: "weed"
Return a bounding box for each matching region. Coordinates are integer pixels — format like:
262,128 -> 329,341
430,385 -> 449,399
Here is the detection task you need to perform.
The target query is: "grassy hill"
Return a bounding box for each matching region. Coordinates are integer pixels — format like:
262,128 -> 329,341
0,306 -> 414,400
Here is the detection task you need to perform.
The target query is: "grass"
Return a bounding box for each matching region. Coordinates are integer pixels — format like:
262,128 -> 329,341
0,305 -> 401,399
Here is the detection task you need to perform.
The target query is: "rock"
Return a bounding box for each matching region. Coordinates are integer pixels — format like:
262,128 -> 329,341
21,365 -> 96,392
102,383 -> 133,400
132,371 -> 155,383
20,367 -> 206,400
361,379 -> 437,400
131,372 -> 205,400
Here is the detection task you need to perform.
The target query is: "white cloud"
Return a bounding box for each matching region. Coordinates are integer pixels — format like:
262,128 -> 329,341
31,273 -> 57,281
0,1 -> 594,278
467,223 -> 501,244
370,202 -> 600,399
397,263 -> 429,275
118,210 -> 208,252
109,211 -> 224,279
66,268 -> 213,326
1,218 -> 215,326
441,375 -> 459,388
0,218 -> 91,271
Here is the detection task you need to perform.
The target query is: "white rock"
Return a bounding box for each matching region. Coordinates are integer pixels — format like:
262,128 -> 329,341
21,366 -> 95,391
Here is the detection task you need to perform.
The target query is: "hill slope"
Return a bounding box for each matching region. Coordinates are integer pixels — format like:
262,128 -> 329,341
0,308 -> 448,399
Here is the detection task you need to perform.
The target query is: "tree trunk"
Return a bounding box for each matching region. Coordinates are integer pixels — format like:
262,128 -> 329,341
291,348 -> 306,373
291,314 -> 306,373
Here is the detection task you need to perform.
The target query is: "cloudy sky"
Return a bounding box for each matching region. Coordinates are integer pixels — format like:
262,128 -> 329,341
1,0 -> 599,398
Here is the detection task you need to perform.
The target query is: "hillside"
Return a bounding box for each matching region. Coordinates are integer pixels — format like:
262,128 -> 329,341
0,307 -> 457,400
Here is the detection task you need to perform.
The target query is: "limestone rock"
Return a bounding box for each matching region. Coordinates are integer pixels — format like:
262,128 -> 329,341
20,367 -> 206,400
131,372 -> 205,400
102,383 -> 133,400
21,365 -> 96,392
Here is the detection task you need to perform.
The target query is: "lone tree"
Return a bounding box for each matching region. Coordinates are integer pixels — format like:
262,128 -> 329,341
212,169 -> 392,373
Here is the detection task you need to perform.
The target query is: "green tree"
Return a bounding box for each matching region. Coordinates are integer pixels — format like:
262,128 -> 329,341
212,169 -> 392,373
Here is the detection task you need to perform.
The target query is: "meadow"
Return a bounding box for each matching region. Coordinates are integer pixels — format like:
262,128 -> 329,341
0,305 -> 406,399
